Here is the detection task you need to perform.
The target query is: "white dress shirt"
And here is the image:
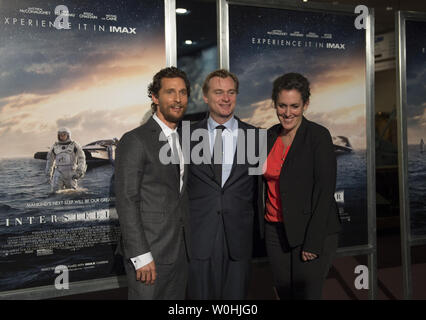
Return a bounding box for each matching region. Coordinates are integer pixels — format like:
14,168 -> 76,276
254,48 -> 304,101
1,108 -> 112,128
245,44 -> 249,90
130,114 -> 184,270
207,116 -> 238,187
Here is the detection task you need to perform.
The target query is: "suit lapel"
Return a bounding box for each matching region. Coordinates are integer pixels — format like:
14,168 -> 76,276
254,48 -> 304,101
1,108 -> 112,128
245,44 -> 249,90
224,117 -> 262,189
222,119 -> 243,189
280,116 -> 308,175
199,119 -> 217,181
267,123 -> 282,155
148,116 -> 181,193
146,116 -> 167,153
190,119 -> 219,190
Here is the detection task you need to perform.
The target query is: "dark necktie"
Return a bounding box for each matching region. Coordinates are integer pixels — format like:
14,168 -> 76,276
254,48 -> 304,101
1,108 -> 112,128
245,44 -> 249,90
171,132 -> 180,181
212,125 -> 225,186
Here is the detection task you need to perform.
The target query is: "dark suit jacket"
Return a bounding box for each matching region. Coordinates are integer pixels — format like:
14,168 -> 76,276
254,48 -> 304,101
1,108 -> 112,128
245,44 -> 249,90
188,117 -> 260,260
259,117 -> 341,255
114,116 -> 190,265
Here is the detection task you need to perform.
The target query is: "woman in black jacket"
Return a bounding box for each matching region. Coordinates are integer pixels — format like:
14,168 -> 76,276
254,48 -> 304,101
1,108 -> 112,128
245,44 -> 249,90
261,73 -> 341,299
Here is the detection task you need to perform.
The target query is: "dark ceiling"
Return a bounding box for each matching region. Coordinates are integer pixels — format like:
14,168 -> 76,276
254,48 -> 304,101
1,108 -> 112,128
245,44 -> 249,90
176,0 -> 217,56
176,0 -> 426,56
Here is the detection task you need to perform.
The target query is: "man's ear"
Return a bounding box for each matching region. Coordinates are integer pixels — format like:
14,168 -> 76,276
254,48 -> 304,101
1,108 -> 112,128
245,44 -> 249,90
152,94 -> 160,107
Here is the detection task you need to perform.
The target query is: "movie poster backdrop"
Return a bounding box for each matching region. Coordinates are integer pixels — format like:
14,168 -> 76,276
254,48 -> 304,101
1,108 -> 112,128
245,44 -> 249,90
229,5 -> 368,247
0,0 -> 165,293
405,19 -> 426,236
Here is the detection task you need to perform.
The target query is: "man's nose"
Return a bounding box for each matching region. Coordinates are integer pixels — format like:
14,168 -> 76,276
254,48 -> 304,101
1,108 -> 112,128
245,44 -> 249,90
222,93 -> 230,101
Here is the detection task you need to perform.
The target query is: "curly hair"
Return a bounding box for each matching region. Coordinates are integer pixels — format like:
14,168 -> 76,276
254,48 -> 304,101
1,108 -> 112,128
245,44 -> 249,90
148,67 -> 191,113
271,73 -> 310,106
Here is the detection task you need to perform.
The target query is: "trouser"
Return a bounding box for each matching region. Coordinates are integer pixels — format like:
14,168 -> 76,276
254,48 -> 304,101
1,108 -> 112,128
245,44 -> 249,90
51,166 -> 78,191
265,221 -> 338,300
124,238 -> 188,300
187,218 -> 251,300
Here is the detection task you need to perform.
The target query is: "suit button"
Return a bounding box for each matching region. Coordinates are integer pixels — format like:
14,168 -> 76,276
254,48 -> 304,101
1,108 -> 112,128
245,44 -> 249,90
217,211 -> 221,215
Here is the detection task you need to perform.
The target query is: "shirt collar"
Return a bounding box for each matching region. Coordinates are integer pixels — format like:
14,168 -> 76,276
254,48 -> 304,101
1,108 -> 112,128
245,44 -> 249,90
207,115 -> 237,132
153,113 -> 177,138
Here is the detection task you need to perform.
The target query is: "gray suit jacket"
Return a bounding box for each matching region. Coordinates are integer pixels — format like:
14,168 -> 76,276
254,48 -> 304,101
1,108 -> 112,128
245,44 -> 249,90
114,116 -> 190,265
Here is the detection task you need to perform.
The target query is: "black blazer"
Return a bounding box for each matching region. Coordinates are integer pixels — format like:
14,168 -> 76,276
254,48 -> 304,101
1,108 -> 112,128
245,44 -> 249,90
114,116 -> 190,264
259,117 -> 341,255
188,117 -> 260,260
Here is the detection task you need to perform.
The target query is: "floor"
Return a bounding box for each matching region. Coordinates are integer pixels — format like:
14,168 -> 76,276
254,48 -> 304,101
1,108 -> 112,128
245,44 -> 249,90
54,229 -> 426,300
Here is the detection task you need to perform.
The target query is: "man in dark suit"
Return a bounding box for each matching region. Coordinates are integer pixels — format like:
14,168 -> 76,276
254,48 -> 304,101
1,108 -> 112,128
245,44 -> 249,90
114,67 -> 191,300
187,69 -> 260,300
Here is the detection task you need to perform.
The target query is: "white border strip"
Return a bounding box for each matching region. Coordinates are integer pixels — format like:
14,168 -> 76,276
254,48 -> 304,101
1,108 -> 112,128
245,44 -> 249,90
165,0 -> 177,67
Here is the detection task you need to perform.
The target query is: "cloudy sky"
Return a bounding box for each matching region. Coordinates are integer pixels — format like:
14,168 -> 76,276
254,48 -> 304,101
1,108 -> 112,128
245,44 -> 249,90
229,5 -> 367,149
406,20 -> 426,145
0,0 -> 164,158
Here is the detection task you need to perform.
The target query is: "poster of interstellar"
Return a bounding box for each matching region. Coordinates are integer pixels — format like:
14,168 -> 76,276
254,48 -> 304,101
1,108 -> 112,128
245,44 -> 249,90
405,19 -> 426,237
0,0 -> 165,293
229,5 -> 368,248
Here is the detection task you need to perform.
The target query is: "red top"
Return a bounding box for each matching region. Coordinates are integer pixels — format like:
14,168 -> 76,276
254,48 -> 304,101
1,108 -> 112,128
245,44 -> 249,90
263,137 -> 291,223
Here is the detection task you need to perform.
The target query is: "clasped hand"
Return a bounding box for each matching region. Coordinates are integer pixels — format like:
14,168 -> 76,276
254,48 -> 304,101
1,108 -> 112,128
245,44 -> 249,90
302,251 -> 318,262
136,260 -> 157,285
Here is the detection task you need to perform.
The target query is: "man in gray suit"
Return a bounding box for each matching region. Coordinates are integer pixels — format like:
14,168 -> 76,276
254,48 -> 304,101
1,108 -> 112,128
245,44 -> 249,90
115,67 -> 191,300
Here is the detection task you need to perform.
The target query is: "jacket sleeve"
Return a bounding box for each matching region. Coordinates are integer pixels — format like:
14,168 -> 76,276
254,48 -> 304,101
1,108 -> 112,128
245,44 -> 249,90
303,128 -> 337,255
114,132 -> 150,260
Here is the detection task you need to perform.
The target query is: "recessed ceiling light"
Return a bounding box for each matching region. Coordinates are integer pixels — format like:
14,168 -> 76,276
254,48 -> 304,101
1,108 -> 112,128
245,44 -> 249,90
184,40 -> 193,45
386,6 -> 393,11
302,0 -> 308,2
176,8 -> 189,14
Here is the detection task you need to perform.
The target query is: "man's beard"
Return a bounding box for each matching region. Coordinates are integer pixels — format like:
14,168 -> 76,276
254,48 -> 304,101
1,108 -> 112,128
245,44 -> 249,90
163,113 -> 180,123
161,104 -> 186,123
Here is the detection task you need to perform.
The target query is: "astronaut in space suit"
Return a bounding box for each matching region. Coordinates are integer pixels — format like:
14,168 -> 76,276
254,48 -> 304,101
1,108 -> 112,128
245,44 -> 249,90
45,128 -> 87,192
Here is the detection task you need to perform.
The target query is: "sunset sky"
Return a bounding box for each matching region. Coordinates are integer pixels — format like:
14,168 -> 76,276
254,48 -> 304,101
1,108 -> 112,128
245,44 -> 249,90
406,20 -> 426,145
230,5 -> 368,150
239,56 -> 367,149
0,0 -> 165,158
